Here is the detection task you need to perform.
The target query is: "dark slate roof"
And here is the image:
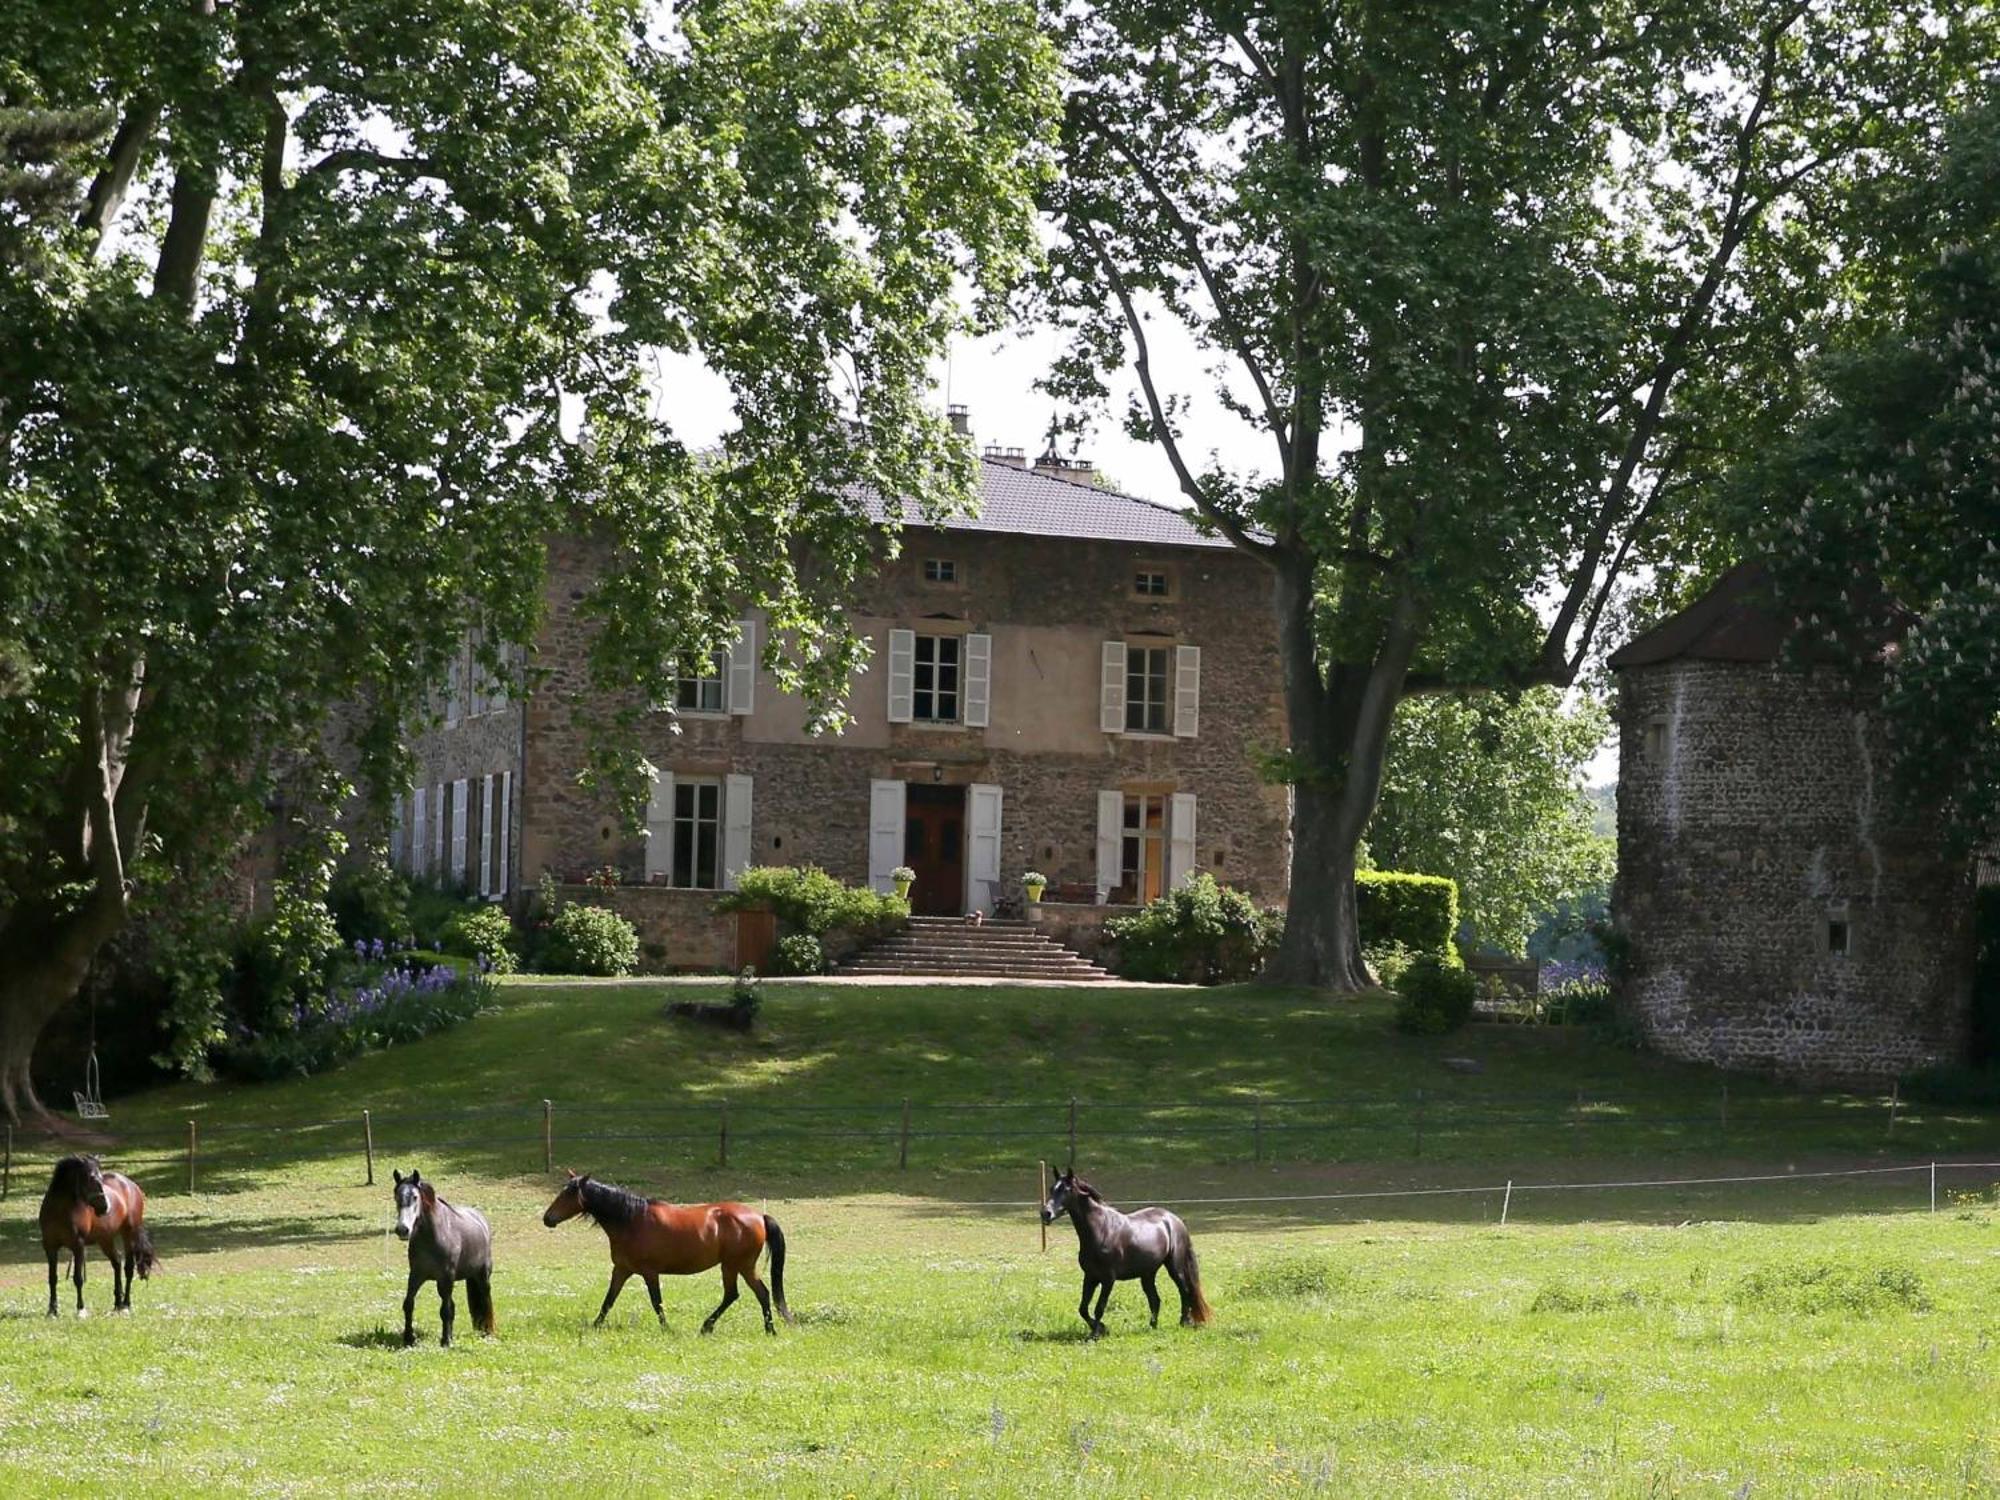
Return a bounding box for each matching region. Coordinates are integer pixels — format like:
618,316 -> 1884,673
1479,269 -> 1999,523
867,457 -> 1239,552
1607,562 -> 1790,669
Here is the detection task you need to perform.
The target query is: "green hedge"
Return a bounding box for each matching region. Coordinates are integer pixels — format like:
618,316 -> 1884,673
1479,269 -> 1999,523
1356,871 -> 1459,956
717,865 -> 907,938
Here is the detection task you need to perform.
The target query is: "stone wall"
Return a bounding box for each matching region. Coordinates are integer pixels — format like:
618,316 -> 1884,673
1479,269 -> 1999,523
1024,900 -> 1134,963
559,885 -> 737,973
1614,658 -> 1974,1080
518,525 -> 1292,907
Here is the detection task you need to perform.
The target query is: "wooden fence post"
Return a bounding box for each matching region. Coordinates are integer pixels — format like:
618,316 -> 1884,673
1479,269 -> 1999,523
186,1119 -> 197,1194
719,1098 -> 730,1169
1930,1161 -> 1937,1213
542,1099 -> 554,1174
898,1097 -> 911,1171
1500,1178 -> 1513,1226
1067,1097 -> 1077,1168
363,1109 -> 375,1186
1886,1080 -> 1900,1137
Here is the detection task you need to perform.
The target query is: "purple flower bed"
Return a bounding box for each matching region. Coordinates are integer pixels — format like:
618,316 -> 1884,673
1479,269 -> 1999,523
219,952 -> 494,1082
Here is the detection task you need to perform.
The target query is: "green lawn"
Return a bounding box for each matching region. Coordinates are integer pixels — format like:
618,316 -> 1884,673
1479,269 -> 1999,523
2,982 -> 1996,1496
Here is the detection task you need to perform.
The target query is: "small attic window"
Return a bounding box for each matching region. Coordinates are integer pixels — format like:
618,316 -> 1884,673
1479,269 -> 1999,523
923,558 -> 957,584
1826,905 -> 1851,957
1644,716 -> 1669,761
1134,568 -> 1172,597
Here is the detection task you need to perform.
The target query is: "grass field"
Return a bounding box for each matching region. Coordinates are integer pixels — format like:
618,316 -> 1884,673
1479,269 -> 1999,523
2,981 -> 1997,1497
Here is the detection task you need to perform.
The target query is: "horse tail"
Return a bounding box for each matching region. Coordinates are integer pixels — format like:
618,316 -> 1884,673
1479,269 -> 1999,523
131,1223 -> 159,1280
466,1271 -> 496,1335
762,1214 -> 792,1323
1172,1220 -> 1211,1326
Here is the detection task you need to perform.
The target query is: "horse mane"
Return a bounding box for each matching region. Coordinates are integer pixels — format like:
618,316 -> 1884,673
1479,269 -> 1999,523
1068,1175 -> 1103,1203
575,1176 -> 653,1228
46,1154 -> 98,1192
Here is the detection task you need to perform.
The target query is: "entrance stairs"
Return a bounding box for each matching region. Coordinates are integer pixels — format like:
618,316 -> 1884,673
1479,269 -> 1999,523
839,916 -> 1113,981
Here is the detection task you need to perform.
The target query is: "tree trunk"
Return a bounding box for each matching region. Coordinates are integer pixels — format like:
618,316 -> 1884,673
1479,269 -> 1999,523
1268,779 -> 1374,989
0,910 -> 119,1128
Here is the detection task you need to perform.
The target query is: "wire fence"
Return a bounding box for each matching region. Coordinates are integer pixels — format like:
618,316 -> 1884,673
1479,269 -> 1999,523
1,1078 -> 1988,1205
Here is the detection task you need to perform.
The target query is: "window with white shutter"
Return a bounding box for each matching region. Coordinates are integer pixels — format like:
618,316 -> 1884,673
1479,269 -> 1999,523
1168,792 -> 1198,887
868,779 -> 906,891
728,619 -> 757,715
411,787 -> 428,875
432,783 -> 447,871
497,769 -> 512,897
478,774 -> 496,897
645,770 -> 675,883
1099,641 -> 1126,733
450,777 -> 469,883
886,629 -> 916,723
963,633 -> 992,728
722,773 -> 754,889
1174,645 -> 1201,738
966,783 -> 1002,912
1095,789 -> 1122,900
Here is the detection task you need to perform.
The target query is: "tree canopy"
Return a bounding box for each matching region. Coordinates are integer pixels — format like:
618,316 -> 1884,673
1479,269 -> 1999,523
1035,0 -> 1994,986
0,0 -> 1056,1120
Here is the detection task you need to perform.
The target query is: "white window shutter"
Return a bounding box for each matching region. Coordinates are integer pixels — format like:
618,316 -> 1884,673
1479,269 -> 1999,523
645,769 -> 675,882
432,783 -> 447,871
728,618 -> 756,715
497,770 -> 512,897
450,777 -> 469,883
1096,789 -> 1123,900
1168,793 -> 1198,887
963,633 -> 992,729
1100,641 -> 1127,734
1174,645 -> 1201,739
411,787 -> 428,874
478,774 -> 496,896
722,773 -> 754,890
967,783 -> 1003,913
868,778 -> 906,892
887,629 -> 915,724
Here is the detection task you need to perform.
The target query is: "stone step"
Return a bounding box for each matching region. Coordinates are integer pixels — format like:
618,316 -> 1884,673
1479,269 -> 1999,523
841,965 -> 1112,980
865,937 -> 1065,953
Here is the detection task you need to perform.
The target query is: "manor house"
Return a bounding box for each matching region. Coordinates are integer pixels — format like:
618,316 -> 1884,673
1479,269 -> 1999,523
381,430 -> 1290,966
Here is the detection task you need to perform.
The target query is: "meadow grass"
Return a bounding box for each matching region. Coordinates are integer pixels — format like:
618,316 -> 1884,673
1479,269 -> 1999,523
2,981 -> 1996,1496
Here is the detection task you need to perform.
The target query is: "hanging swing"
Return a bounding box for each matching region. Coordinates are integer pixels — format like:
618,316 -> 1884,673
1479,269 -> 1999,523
73,995 -> 108,1121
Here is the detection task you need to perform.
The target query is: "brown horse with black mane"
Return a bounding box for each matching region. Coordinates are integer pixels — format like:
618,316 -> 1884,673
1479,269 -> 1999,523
40,1154 -> 157,1317
541,1169 -> 790,1334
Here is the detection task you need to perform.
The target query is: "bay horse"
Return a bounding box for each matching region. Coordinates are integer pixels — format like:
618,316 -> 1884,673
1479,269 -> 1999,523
1041,1167 -> 1211,1337
392,1168 -> 495,1347
40,1154 -> 157,1317
541,1169 -> 790,1335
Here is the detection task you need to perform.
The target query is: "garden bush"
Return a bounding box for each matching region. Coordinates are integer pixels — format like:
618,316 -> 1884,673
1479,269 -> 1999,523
1356,871 -> 1459,958
1540,959 -> 1613,1025
327,862 -> 411,946
536,902 -> 639,976
770,933 -> 826,976
719,865 -> 907,938
1362,940 -> 1417,989
1392,954 -> 1477,1034
217,958 -> 492,1081
1104,874 -> 1282,985
442,904 -> 518,974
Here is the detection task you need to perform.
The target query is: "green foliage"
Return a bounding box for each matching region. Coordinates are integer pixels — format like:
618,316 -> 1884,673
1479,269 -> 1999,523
216,961 -> 492,1083
1973,887 -> 2000,1067
441,905 -> 518,976
719,865 -> 907,938
536,903 -> 639,978
1729,1260 -> 1932,1316
1356,873 -> 1460,959
1369,690 -> 1615,954
1103,873 -> 1282,985
1393,956 -> 1477,1036
326,863 -> 412,947
771,933 -> 827,977
1362,940 -> 1417,989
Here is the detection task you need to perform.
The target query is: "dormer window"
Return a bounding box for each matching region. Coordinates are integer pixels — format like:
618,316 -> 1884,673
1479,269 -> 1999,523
1135,569 -> 1171,597
923,558 -> 958,584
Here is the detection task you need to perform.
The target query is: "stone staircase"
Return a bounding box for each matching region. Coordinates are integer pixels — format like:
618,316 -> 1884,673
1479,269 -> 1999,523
839,916 -> 1113,981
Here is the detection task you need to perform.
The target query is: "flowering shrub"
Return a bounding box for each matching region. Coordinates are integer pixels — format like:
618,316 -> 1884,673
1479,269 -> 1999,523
218,955 -> 493,1081
718,865 -> 907,939
771,932 -> 826,976
442,904 -> 518,974
1540,959 -> 1612,1025
1105,874 -> 1282,985
536,902 -> 640,976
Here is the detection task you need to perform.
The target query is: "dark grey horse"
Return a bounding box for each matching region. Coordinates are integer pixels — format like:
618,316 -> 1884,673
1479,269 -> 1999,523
1040,1167 -> 1211,1337
392,1168 -> 494,1347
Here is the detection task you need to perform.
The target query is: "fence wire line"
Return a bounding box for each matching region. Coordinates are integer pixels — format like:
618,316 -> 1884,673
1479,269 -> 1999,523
926,1160 -> 2000,1210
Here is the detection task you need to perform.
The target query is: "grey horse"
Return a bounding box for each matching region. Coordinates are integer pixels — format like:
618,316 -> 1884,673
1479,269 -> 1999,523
392,1168 -> 494,1347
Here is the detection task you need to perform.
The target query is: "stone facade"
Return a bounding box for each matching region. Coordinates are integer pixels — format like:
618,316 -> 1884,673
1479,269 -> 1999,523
1612,571 -> 1975,1081
391,458 -> 1292,970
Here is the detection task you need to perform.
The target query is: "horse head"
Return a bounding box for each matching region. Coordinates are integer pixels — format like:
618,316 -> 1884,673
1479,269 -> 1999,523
542,1168 -> 589,1228
391,1168 -> 434,1241
54,1154 -> 111,1215
1041,1166 -> 1079,1224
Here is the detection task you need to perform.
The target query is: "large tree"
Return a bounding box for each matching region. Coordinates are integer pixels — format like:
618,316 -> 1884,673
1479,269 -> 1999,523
0,0 -> 1056,1124
1367,688 -> 1612,955
1038,0 -> 1992,986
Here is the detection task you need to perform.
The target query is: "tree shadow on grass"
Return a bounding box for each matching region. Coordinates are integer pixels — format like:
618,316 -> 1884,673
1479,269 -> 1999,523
0,1213 -> 377,1269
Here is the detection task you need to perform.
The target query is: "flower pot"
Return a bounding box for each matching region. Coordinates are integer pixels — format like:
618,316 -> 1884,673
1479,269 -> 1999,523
893,877 -> 913,900
1023,885 -> 1044,903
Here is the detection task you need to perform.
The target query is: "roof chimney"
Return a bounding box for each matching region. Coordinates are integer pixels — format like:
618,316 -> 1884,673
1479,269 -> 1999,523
1033,446 -> 1098,487
947,403 -> 971,437
983,443 -> 1029,468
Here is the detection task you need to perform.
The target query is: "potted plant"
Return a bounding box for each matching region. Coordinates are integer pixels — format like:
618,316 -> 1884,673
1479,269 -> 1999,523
891,865 -> 916,900
1021,871 -> 1048,904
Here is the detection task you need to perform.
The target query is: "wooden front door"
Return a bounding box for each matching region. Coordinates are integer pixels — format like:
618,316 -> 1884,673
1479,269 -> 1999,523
904,784 -> 966,916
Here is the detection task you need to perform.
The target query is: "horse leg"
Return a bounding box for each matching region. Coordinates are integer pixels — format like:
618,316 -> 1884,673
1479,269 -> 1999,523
1090,1279 -> 1114,1338
643,1274 -> 665,1328
1076,1276 -> 1099,1337
1141,1271 -> 1162,1329
402,1268 -> 424,1347
438,1277 -> 456,1348
741,1267 -> 776,1335
700,1269 -> 739,1335
594,1268 -> 631,1327
46,1250 -> 58,1317
71,1246 -> 86,1316
104,1241 -> 124,1311
122,1235 -> 138,1310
